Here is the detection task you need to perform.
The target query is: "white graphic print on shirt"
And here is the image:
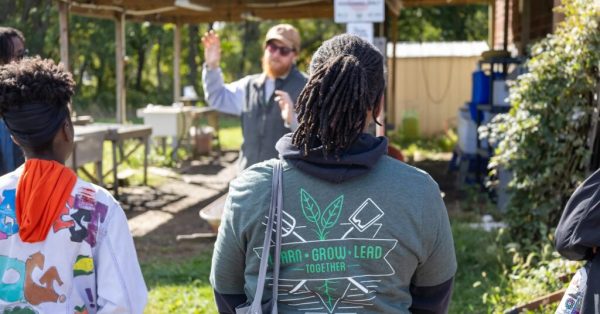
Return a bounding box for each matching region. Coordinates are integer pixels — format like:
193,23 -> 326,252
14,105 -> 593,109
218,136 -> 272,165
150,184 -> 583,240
253,188 -> 398,313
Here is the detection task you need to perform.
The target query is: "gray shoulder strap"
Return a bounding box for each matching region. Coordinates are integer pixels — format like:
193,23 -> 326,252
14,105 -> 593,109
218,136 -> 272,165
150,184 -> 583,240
249,160 -> 283,314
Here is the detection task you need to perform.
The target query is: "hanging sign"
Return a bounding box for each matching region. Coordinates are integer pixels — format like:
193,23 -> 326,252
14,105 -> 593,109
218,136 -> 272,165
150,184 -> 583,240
346,23 -> 374,44
334,0 -> 385,23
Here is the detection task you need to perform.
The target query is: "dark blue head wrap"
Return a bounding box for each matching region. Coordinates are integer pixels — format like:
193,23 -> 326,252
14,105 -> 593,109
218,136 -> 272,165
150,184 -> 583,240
2,103 -> 69,147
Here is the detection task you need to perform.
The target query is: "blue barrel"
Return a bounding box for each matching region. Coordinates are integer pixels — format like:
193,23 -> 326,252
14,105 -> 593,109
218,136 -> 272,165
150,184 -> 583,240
471,70 -> 490,105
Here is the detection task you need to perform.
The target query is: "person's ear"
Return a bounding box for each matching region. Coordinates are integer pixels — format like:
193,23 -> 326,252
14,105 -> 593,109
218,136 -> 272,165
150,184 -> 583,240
374,95 -> 384,119
10,135 -> 22,148
62,118 -> 73,142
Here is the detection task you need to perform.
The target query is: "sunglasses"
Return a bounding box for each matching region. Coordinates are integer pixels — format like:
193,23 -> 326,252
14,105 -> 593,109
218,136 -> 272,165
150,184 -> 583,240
265,42 -> 294,57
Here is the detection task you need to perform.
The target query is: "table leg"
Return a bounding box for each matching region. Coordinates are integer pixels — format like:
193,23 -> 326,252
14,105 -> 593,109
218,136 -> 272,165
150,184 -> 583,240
208,111 -> 221,160
112,140 -> 119,199
96,160 -> 103,187
143,136 -> 148,186
171,136 -> 179,162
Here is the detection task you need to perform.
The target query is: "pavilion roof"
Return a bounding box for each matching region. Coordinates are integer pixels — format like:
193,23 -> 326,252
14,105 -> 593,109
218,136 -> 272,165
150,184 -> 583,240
62,0 -> 489,23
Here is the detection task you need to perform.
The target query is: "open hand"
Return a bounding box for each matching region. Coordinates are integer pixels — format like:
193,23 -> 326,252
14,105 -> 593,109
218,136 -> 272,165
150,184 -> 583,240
201,30 -> 221,69
274,90 -> 294,125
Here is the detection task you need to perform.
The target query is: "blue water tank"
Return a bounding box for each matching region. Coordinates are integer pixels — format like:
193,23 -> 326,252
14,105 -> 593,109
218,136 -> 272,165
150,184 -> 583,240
471,70 -> 490,105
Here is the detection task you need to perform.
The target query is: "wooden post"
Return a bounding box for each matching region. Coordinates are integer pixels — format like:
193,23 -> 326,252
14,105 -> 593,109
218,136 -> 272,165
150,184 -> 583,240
390,9 -> 398,128
489,0 -> 495,49
503,0 -> 509,52
115,11 -> 126,123
552,0 -> 564,32
173,21 -> 182,103
520,0 -> 530,55
58,2 -> 69,71
375,13 -> 386,137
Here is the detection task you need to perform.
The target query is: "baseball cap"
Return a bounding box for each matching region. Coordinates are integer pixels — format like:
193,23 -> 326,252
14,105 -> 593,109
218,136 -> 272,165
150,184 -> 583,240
264,24 -> 301,52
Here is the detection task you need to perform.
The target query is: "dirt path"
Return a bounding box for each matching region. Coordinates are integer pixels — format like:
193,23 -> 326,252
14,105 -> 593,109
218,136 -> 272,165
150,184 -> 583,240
124,152 -> 239,263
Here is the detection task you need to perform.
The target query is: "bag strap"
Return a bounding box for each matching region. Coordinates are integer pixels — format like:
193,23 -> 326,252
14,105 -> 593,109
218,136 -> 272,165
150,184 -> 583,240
271,160 -> 283,313
249,160 -> 283,314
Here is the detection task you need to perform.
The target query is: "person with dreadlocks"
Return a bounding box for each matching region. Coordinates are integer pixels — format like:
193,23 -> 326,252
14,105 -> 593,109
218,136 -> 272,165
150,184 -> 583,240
0,57 -> 147,312
0,27 -> 27,176
210,34 -> 457,313
201,24 -> 307,170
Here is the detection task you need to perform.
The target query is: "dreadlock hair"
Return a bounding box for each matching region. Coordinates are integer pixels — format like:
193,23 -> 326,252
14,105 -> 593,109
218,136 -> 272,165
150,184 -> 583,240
0,57 -> 75,153
0,27 -> 25,65
292,34 -> 385,157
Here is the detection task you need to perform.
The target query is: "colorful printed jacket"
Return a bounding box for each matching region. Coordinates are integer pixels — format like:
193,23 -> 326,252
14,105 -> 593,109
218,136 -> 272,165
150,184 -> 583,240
0,168 -> 147,313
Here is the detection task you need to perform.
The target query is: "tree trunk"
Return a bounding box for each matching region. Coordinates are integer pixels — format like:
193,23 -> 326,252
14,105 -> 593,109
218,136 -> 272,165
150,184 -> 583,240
135,45 -> 146,91
187,24 -> 199,91
240,21 -> 249,76
95,57 -> 105,97
156,36 -> 162,88
240,21 -> 259,76
22,0 -> 35,25
77,56 -> 88,88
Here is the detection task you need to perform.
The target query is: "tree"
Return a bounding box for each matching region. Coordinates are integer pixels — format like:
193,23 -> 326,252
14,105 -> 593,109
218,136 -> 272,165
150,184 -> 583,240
1,3 -> 490,119
396,5 -> 488,42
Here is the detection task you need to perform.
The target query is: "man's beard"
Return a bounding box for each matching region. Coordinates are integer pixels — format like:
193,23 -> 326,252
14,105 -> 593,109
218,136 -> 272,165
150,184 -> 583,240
262,56 -> 292,78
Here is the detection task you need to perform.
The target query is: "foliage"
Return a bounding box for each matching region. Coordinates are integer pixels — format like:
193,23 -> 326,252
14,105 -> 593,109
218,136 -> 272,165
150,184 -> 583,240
479,230 -> 580,313
1,2 -> 488,121
450,215 -> 578,314
391,128 -> 458,160
483,0 -> 600,248
396,5 -> 488,42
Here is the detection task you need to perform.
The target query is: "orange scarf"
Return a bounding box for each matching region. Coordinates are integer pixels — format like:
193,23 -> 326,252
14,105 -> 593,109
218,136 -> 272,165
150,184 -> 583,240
16,159 -> 77,243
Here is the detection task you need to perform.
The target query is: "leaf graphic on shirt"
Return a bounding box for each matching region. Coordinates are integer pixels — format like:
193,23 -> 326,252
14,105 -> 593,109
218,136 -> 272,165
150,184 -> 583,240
321,195 -> 343,230
300,188 -> 321,224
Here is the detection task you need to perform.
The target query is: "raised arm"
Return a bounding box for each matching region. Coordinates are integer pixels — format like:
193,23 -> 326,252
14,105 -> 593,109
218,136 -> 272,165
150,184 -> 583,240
201,30 -> 245,116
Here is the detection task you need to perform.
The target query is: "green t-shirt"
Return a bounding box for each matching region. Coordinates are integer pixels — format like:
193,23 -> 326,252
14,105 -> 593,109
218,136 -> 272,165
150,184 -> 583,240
210,156 -> 456,313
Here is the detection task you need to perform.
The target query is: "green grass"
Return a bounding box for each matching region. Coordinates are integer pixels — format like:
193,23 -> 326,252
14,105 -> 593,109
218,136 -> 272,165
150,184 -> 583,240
390,128 -> 458,161
142,251 -> 217,314
448,212 -> 580,314
214,115 -> 242,151
449,218 -> 503,313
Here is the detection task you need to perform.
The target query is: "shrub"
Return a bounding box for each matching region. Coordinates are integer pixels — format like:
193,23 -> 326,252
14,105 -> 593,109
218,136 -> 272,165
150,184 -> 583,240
484,0 -> 600,249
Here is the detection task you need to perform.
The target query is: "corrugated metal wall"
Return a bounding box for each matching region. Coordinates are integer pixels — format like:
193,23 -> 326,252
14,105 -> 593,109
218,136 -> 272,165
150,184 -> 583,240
387,56 -> 480,136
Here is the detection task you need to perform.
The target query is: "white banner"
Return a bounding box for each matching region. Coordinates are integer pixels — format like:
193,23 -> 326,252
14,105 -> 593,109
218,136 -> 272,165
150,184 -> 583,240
346,23 -> 374,44
334,0 -> 385,23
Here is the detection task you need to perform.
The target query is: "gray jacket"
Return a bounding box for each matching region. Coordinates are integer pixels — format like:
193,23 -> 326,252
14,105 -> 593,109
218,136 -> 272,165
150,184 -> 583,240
202,66 -> 307,169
